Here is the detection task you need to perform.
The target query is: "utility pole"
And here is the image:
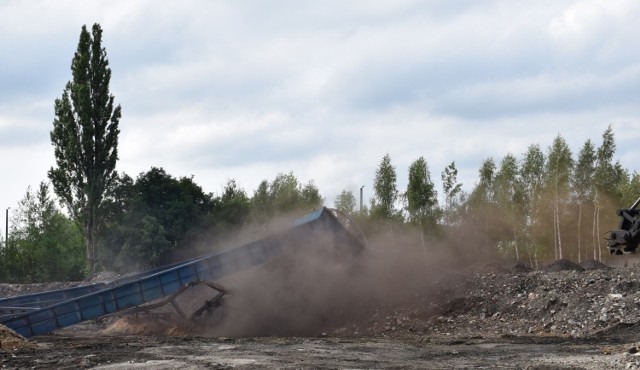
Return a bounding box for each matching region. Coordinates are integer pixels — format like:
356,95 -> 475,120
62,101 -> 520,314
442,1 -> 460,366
360,186 -> 364,214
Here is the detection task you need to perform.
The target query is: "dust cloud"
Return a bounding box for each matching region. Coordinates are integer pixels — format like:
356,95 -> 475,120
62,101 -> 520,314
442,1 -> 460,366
103,208 -> 518,337
198,222 -> 471,337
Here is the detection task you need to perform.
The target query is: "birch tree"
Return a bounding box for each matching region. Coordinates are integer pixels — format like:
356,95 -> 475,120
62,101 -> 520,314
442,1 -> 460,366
545,135 -> 573,260
572,140 -> 596,262
520,144 -> 546,267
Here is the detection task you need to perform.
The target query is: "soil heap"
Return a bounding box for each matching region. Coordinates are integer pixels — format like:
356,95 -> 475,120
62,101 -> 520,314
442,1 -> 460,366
0,324 -> 35,350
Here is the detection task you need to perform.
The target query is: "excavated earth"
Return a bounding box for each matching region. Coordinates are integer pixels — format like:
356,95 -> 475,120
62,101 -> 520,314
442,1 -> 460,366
6,258 -> 640,368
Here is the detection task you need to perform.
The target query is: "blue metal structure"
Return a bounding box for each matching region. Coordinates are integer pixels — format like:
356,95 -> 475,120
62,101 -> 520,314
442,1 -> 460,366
0,283 -> 108,316
0,207 -> 362,338
0,258 -> 203,316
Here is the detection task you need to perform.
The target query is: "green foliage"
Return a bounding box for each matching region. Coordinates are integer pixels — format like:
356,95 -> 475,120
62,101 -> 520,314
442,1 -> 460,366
17,98 -> 635,276
519,144 -> 547,262
370,154 -> 400,221
136,168 -> 212,245
589,126 -> 625,260
573,140 -> 596,202
334,190 -> 357,215
544,134 -> 574,259
594,125 -> 616,192
619,172 -> 640,207
97,168 -> 215,271
494,154 -> 523,211
300,181 -> 323,211
270,173 -> 302,213
214,179 -> 251,227
571,140 -> 597,261
520,144 -> 547,230
48,23 -> 121,273
494,154 -> 526,258
251,180 -> 272,223
0,183 -> 85,283
116,215 -> 172,272
468,157 -> 496,208
97,170 -> 323,271
441,161 -> 463,226
545,135 -> 574,193
405,156 -> 440,230
594,125 -> 625,200
521,144 -> 546,200
250,172 -> 324,222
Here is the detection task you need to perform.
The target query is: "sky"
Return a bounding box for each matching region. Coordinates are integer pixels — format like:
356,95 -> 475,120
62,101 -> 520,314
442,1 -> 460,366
2,0 -> 640,218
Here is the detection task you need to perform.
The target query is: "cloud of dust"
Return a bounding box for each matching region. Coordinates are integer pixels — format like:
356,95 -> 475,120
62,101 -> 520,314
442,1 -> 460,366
198,221 -> 469,337
148,186 -> 625,336
172,210 -> 313,263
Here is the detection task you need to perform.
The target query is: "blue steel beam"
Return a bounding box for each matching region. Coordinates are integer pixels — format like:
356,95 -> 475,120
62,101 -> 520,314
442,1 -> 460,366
0,207 -> 363,338
0,256 -> 205,315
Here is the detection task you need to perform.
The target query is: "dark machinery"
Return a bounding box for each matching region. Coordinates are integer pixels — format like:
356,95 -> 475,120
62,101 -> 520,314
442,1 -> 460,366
607,197 -> 640,254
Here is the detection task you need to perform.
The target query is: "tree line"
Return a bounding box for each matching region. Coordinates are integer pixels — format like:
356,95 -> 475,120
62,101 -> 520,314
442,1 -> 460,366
0,169 -> 324,282
2,124 -> 632,282
350,125 -> 635,269
1,24 -> 636,282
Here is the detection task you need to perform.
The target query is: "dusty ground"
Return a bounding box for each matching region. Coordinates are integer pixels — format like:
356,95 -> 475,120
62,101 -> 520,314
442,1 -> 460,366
3,332 -> 639,369
5,257 -> 640,368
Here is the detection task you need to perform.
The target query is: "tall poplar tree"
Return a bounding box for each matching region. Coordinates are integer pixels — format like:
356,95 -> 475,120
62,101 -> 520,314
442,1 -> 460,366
48,24 -> 121,273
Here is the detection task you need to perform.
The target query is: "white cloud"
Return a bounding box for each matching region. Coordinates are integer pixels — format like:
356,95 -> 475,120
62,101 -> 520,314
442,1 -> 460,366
548,1 -> 610,40
1,0 -> 640,212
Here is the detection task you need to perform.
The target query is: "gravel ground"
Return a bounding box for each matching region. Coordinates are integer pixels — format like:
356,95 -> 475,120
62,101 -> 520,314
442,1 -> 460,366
6,258 -> 640,368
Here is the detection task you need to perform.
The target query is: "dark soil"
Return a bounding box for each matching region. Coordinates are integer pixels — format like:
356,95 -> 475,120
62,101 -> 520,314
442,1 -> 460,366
542,259 -> 585,272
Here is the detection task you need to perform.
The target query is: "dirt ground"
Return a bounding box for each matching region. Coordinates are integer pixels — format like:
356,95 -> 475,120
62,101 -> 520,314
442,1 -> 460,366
2,331 -> 639,369
5,252 -> 640,368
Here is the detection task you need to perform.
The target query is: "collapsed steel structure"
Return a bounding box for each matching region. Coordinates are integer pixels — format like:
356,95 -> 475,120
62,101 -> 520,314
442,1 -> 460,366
0,207 -> 363,338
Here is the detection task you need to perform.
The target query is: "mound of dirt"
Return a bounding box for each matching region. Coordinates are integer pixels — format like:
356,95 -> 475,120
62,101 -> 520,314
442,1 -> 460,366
102,316 -> 191,336
542,259 -> 584,272
580,259 -> 610,270
0,324 -> 36,350
482,262 -> 511,274
511,261 -> 533,273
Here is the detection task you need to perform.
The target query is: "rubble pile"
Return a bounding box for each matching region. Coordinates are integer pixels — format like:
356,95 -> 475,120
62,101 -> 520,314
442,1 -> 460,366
4,260 -> 640,344
328,259 -> 640,340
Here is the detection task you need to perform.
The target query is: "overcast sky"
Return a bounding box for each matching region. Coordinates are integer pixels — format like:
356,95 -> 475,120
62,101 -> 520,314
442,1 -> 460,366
2,1 -> 640,217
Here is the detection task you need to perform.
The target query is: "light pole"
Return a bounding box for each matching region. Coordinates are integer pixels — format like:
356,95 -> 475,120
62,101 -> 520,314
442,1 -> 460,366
359,186 -> 364,214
